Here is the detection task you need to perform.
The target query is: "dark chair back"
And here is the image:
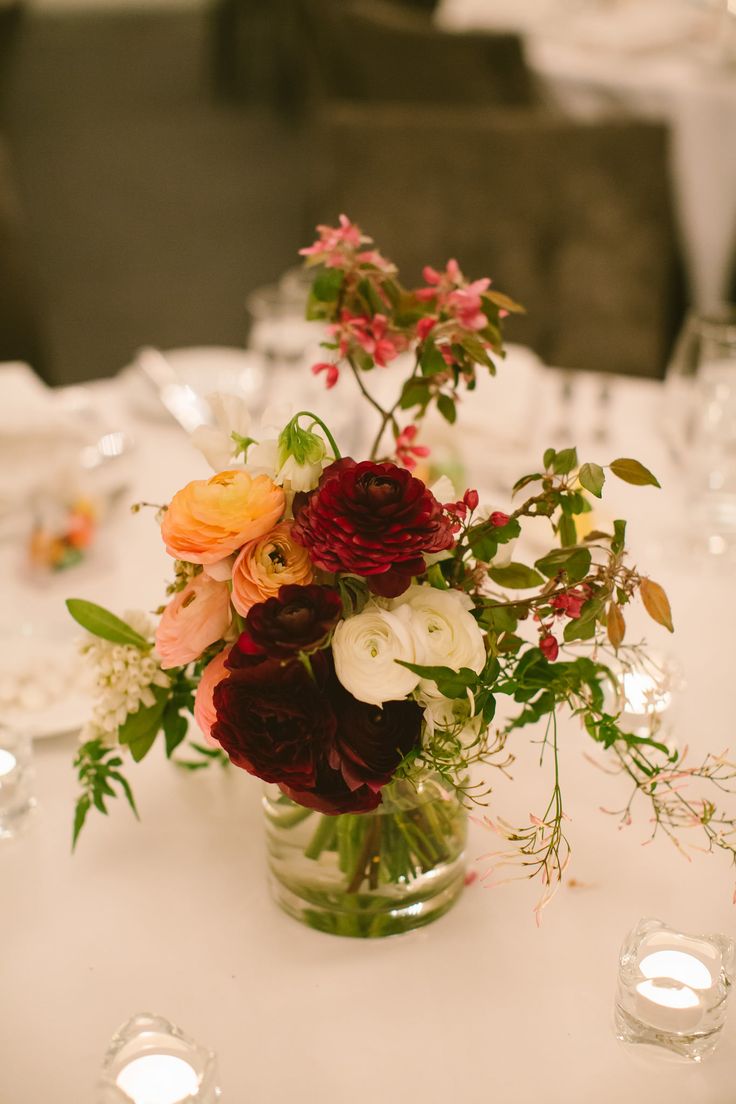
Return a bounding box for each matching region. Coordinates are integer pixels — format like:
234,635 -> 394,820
301,0 -> 537,108
308,103 -> 685,378
0,141 -> 46,377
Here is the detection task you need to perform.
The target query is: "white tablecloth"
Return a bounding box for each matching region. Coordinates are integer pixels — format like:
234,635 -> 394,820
2,358 -> 735,1103
437,0 -> 736,311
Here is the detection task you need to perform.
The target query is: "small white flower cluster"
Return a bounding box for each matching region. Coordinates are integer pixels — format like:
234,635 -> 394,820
79,611 -> 170,744
332,584 -> 486,741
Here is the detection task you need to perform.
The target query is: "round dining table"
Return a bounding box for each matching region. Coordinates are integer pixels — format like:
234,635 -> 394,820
2,351 -> 735,1103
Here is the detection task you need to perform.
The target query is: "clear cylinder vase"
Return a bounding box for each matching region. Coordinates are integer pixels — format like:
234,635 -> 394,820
263,776 -> 467,938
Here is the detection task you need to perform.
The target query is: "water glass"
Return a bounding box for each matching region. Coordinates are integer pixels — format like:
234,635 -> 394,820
665,305 -> 736,555
0,728 -> 36,840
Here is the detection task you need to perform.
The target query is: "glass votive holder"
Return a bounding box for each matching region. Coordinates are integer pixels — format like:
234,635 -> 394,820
98,1013 -> 220,1104
615,918 -> 735,1062
0,728 -> 36,840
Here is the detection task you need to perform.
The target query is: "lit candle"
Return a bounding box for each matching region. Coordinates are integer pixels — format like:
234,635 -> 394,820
0,748 -> 17,778
115,1054 -> 200,1104
620,670 -> 672,717
98,1014 -> 220,1104
615,918 -> 734,1061
633,947 -> 714,1032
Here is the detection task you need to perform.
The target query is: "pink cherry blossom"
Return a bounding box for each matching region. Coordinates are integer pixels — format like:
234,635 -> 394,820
394,423 -> 430,470
311,361 -> 340,389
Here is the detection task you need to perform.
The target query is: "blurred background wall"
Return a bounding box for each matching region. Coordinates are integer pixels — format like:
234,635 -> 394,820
1,0 -> 732,386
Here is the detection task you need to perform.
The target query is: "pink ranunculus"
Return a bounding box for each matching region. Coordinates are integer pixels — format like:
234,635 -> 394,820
155,573 -> 232,670
193,648 -> 231,746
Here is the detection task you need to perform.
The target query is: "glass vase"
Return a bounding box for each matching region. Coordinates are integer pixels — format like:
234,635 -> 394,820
263,776 -> 467,938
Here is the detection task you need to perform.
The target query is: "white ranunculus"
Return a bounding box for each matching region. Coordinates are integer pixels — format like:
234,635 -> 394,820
393,584 -> 486,700
332,603 -> 419,706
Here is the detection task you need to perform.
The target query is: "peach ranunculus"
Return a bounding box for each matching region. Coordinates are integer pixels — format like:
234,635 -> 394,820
193,647 -> 230,746
231,520 -> 314,616
161,470 -> 285,565
155,573 -> 232,670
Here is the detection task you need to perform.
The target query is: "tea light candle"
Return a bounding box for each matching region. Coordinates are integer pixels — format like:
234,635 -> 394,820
115,1054 -> 200,1104
620,670 -> 672,717
615,918 -> 735,1061
0,748 -> 17,778
0,731 -> 35,839
98,1014 -> 220,1104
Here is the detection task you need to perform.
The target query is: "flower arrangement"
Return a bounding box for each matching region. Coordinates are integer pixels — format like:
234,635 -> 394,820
68,217 -> 736,931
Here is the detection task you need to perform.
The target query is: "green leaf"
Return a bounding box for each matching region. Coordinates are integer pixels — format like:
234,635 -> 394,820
535,546 -> 591,584
72,795 -> 90,851
563,598 -> 604,642
437,394 -> 457,424
358,277 -> 385,315
399,378 -> 431,412
479,605 -> 518,634
395,661 -> 478,698
543,448 -> 556,470
559,513 -> 577,548
312,268 -> 343,302
512,472 -> 543,494
483,289 -> 524,313
609,458 -> 661,488
552,447 -> 578,475
163,702 -> 188,758
419,342 -> 447,377
488,562 -> 544,589
118,686 -> 168,762
66,599 -> 150,649
579,462 -> 605,498
468,529 -> 498,563
612,518 -> 627,554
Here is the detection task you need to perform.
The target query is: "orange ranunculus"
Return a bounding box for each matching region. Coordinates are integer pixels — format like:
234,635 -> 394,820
161,470 -> 285,565
155,572 -> 232,669
231,520 -> 314,616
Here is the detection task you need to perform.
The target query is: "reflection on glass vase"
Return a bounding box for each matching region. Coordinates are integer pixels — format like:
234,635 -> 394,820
264,775 -> 467,938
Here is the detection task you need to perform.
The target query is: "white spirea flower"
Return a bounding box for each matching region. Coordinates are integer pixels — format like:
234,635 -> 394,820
191,392 -> 253,472
393,584 -> 486,701
332,602 -> 419,706
79,611 -> 170,745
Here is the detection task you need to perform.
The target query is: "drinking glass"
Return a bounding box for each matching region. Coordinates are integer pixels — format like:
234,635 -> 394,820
665,305 -> 736,556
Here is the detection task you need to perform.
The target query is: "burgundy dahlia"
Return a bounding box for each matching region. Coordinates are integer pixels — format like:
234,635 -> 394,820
241,584 -> 342,660
292,458 -> 454,598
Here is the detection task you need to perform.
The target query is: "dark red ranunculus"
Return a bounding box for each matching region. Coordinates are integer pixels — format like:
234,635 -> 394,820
291,458 -> 454,598
283,658 -> 422,814
212,651 -> 335,789
213,644 -> 423,814
241,584 -> 342,660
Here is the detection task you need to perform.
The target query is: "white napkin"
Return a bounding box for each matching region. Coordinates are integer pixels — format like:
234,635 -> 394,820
0,362 -> 88,525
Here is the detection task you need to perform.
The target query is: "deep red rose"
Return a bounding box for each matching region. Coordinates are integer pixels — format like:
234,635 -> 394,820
291,458 -> 454,598
212,651 -> 335,788
242,584 -> 342,660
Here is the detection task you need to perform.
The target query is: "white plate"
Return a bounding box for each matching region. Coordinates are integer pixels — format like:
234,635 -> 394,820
0,626 -> 92,740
